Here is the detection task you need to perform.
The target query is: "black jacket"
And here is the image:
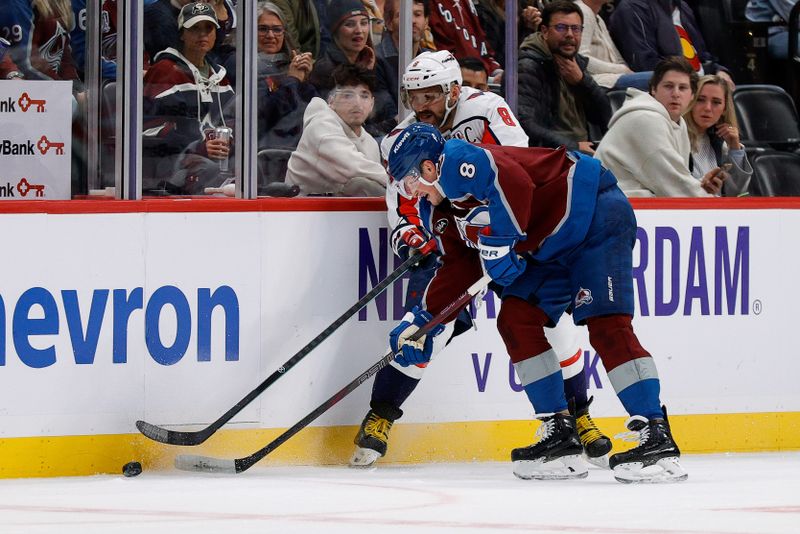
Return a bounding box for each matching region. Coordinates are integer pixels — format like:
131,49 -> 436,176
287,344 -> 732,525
609,0 -> 728,74
513,37 -> 611,150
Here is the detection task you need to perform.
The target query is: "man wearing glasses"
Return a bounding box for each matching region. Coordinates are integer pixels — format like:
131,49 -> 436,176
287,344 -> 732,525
515,0 -> 610,156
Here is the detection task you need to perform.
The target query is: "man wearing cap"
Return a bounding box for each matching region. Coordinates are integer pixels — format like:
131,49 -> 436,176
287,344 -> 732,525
309,0 -> 397,136
142,2 -> 235,195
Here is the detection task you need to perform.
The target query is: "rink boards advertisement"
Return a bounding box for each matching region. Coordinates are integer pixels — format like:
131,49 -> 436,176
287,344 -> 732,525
0,81 -> 73,200
0,200 -> 798,476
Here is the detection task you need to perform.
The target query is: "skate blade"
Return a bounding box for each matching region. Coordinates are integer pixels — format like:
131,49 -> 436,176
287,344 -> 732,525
513,454 -> 589,480
584,453 -> 610,470
613,456 -> 688,484
349,447 -> 381,468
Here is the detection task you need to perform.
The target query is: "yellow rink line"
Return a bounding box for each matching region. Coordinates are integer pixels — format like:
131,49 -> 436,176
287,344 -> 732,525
1,412 -> 798,478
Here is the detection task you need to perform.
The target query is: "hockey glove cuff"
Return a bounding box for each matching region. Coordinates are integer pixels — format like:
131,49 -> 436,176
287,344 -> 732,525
478,232 -> 526,286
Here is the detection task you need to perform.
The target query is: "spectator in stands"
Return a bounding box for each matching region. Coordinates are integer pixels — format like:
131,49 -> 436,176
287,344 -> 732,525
474,0 -> 545,69
428,0 -> 503,82
685,75 -> 753,197
514,0 -> 611,154
251,2 -> 317,149
575,0 -> 651,91
362,0 -> 386,47
609,0 -> 735,90
459,56 -> 489,92
70,0 -> 117,81
144,0 -> 192,62
0,0 -> 85,116
273,0 -> 331,58
309,0 -> 396,136
746,0 -> 800,59
595,57 -> 725,197
285,64 -> 388,196
142,2 -> 235,195
376,0 -> 432,101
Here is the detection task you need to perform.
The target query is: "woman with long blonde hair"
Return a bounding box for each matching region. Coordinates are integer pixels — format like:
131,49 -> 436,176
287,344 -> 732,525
684,75 -> 753,196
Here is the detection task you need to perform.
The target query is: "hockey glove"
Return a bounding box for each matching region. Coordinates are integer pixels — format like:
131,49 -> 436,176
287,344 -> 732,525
389,305 -> 446,366
478,231 -> 527,286
391,225 -> 438,259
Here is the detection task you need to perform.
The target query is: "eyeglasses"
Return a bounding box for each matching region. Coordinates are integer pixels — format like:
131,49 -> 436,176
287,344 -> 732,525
258,25 -> 284,35
334,89 -> 374,102
549,23 -> 584,34
406,92 -> 445,108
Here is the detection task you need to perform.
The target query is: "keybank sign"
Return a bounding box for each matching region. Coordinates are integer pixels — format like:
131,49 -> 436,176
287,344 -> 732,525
358,225 -> 750,319
0,286 -> 239,369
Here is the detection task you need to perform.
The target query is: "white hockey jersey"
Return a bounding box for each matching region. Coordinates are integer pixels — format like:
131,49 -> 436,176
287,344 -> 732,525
381,86 -> 528,237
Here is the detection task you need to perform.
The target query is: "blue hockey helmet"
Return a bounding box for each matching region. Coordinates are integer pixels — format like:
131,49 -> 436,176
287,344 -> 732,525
387,123 -> 446,182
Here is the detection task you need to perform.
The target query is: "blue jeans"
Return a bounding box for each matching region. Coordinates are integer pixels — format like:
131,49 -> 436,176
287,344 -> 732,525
613,71 -> 653,92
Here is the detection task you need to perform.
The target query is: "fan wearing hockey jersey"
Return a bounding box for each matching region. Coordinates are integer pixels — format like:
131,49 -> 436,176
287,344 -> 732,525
350,50 -> 611,469
383,123 -> 687,483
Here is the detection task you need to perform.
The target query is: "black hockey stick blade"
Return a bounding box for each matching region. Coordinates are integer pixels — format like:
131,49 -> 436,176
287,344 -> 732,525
175,274 -> 492,474
137,252 -> 427,446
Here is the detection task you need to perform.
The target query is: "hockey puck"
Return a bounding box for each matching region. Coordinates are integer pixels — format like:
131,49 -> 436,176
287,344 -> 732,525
122,461 -> 142,477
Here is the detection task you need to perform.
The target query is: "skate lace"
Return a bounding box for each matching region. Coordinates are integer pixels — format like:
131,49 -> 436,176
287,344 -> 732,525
614,416 -> 650,446
364,415 -> 392,442
576,413 -> 605,444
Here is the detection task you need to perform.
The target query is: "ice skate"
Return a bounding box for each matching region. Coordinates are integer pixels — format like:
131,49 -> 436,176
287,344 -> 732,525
570,397 -> 612,468
511,413 -> 588,480
349,410 -> 394,468
609,409 -> 687,484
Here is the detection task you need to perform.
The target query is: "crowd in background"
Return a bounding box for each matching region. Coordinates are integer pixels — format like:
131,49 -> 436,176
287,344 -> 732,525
0,0 -> 797,198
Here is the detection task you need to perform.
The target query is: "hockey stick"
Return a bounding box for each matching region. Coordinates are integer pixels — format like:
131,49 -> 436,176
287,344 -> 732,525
174,273 -> 492,474
136,252 -> 427,446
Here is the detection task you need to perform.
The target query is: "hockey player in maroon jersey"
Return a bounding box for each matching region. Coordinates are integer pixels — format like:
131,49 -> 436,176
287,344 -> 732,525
350,50 -> 612,469
382,122 -> 687,483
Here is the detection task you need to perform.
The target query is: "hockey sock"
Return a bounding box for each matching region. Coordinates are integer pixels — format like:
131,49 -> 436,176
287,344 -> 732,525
587,314 -> 662,419
498,297 -> 568,414
369,364 -> 419,421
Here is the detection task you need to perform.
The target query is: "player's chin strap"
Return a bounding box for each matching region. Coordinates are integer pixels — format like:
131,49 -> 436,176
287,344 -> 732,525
438,84 -> 459,129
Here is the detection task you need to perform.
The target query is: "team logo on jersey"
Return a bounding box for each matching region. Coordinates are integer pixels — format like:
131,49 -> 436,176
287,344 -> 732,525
575,288 -> 593,308
434,218 -> 449,234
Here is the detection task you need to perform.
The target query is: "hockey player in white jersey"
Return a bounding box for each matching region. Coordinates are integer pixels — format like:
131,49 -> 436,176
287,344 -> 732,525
351,50 -> 611,468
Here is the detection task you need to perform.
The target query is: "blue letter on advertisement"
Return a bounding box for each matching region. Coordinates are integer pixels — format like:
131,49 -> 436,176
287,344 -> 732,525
13,287 -> 59,368
62,289 -> 109,364
197,286 -> 240,362
145,286 -> 191,365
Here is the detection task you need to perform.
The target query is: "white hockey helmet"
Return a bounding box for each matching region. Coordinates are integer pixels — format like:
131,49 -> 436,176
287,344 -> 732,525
402,50 -> 463,93
401,51 -> 463,126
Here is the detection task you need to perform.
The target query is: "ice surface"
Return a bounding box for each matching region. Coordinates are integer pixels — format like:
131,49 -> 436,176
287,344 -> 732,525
0,453 -> 798,533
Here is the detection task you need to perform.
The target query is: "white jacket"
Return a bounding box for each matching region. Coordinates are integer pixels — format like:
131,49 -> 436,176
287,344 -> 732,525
285,97 -> 388,196
596,89 -> 711,198
576,1 -> 631,89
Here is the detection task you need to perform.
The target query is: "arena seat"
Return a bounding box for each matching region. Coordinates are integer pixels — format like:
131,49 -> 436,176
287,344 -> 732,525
734,84 -> 800,149
749,151 -> 800,196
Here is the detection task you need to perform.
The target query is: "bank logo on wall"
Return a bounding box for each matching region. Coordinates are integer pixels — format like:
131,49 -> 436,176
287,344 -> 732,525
0,81 -> 72,200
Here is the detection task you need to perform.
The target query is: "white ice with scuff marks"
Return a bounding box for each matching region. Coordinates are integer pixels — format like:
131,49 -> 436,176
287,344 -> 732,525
0,453 -> 798,533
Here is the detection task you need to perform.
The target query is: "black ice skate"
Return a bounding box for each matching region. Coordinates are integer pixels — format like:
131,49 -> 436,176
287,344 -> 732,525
609,409 -> 688,484
349,410 -> 394,468
570,397 -> 612,468
511,413 -> 588,480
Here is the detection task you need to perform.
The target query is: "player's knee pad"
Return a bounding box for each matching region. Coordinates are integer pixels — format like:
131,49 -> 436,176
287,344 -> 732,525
497,297 -> 551,363
586,314 -> 649,371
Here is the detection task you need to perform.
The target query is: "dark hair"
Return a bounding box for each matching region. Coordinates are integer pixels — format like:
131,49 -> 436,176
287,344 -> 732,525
649,56 -> 699,94
331,63 -> 376,92
458,56 -> 487,74
541,0 -> 583,28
